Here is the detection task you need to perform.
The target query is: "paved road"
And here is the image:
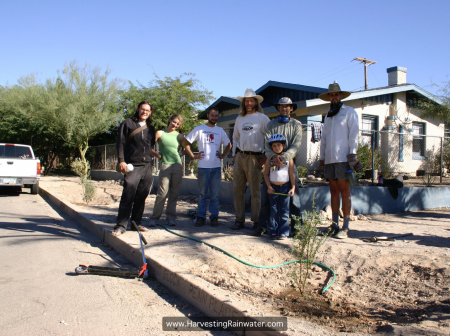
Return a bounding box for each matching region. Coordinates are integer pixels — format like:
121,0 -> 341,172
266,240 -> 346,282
0,187 -> 228,336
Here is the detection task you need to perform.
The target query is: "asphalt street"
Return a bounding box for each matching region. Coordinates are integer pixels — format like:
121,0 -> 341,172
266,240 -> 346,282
0,187 -> 227,336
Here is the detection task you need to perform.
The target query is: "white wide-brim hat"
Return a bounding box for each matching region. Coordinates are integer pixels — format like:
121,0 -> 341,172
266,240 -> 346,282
318,82 -> 351,101
237,88 -> 264,103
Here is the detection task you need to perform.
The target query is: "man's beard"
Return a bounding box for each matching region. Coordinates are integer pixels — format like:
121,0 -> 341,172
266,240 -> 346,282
208,120 -> 217,125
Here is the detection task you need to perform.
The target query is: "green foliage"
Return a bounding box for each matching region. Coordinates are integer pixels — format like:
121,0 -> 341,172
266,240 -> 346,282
119,73 -> 214,133
70,158 -> 90,178
356,143 -> 390,180
81,178 -> 96,205
290,195 -> 329,294
223,166 -> 233,181
0,61 -> 124,176
414,78 -> 450,124
297,166 -> 308,178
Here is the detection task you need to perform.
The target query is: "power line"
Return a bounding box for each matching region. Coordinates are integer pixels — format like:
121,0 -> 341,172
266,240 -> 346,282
306,63 -> 360,86
304,62 -> 359,86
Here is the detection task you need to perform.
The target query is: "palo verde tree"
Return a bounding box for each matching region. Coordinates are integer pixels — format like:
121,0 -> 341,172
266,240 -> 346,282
120,73 -> 214,133
415,78 -> 450,123
1,61 -> 124,176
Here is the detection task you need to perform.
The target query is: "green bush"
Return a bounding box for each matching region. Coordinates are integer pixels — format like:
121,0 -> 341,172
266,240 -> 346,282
356,143 -> 390,180
290,194 -> 329,294
297,166 -> 308,178
82,177 -> 96,205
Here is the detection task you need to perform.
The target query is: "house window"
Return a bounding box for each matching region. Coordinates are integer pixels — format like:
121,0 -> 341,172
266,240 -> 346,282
412,122 -> 425,159
361,115 -> 378,148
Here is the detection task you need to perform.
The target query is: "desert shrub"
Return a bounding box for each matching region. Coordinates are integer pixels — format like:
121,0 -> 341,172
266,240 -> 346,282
82,178 -> 96,204
356,143 -> 390,180
223,166 -> 233,181
290,194 -> 329,294
70,158 -> 95,204
297,166 -> 308,178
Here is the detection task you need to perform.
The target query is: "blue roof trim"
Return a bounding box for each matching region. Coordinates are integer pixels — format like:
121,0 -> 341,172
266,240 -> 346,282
296,84 -> 442,108
256,80 -> 327,94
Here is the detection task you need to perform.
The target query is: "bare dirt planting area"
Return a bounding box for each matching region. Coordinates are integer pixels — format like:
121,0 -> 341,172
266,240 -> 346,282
40,175 -> 450,335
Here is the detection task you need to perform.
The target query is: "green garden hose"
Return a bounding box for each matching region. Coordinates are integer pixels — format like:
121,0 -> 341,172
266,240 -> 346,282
144,220 -> 336,293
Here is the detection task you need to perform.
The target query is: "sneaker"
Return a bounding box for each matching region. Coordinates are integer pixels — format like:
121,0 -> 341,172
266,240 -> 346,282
166,219 -> 176,226
148,220 -> 157,227
270,234 -> 278,240
231,221 -> 245,230
211,217 -> 219,227
335,228 -> 349,239
195,217 -> 205,227
320,225 -> 340,236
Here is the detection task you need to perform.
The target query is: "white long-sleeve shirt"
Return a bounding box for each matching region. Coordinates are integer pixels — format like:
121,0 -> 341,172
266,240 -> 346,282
232,112 -> 270,156
319,104 -> 359,164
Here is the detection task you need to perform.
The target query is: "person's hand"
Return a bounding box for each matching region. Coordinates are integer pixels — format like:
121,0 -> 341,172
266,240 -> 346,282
156,152 -> 162,160
119,162 -> 127,174
194,151 -> 205,160
319,160 -> 324,173
288,188 -> 295,197
347,154 -> 358,169
272,155 -> 285,167
216,151 -> 224,160
268,186 -> 275,194
257,156 -> 266,169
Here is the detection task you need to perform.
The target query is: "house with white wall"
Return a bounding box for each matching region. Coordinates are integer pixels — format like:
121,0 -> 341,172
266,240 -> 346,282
200,67 -> 445,176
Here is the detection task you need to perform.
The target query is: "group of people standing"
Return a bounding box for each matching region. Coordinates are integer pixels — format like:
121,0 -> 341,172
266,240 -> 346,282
111,82 -> 362,240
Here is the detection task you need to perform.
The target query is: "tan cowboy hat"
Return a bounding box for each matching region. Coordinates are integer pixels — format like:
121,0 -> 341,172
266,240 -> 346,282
274,97 -> 297,111
237,88 -> 264,103
318,81 -> 351,101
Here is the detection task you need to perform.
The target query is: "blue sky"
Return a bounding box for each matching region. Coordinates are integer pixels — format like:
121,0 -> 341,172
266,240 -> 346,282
1,0 -> 449,107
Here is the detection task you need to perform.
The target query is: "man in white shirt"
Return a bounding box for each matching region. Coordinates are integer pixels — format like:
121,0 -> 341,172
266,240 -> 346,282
185,108 -> 232,227
231,89 -> 270,230
319,82 -> 363,239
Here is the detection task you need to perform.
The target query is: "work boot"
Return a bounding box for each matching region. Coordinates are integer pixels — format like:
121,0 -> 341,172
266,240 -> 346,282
319,225 -> 340,237
211,217 -> 219,227
335,228 -> 349,239
251,227 -> 264,236
195,217 -> 205,227
231,221 -> 244,230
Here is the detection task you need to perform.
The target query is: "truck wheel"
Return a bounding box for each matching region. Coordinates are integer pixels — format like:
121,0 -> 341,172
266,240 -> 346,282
31,182 -> 39,195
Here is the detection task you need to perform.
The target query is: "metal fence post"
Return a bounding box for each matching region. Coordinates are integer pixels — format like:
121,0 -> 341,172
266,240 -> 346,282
371,130 -> 375,183
104,145 -> 106,171
441,136 -> 444,184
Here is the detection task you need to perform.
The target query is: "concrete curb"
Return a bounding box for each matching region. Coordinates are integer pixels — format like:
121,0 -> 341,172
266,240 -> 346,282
39,186 -> 285,335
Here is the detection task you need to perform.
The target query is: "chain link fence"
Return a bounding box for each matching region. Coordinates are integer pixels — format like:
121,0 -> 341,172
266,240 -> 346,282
89,126 -> 450,184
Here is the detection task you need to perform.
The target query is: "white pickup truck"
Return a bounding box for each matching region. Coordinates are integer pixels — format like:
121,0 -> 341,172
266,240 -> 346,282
0,143 -> 41,194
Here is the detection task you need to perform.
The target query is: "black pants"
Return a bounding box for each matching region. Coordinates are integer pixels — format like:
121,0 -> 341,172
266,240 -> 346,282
115,164 -> 153,231
259,162 -> 301,231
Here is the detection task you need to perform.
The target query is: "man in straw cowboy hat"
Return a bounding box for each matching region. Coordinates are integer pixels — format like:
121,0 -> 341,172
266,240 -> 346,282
319,82 -> 363,239
231,89 -> 270,230
253,97 -> 302,236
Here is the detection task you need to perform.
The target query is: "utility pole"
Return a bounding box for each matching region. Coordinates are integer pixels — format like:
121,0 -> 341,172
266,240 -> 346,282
353,57 -> 376,90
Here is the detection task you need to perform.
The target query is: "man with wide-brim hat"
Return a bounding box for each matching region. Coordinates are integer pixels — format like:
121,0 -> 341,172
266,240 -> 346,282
319,82 -> 363,239
252,97 -> 302,237
231,89 -> 270,230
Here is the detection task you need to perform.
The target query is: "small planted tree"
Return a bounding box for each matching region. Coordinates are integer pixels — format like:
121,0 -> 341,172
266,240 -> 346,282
70,158 -> 96,205
290,195 -> 329,294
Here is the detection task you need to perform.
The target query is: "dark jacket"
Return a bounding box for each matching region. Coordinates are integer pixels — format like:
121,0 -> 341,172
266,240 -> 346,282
116,118 -> 156,166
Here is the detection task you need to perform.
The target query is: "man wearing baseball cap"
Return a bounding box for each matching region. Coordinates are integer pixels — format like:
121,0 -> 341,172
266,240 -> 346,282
253,97 -> 302,236
319,82 -> 363,239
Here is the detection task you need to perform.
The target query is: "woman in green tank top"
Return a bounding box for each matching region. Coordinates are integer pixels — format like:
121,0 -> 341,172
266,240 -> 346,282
149,114 -> 192,226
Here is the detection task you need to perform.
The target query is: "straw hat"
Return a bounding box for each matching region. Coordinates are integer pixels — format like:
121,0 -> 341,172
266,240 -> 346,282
274,97 -> 297,111
318,82 -> 351,101
237,89 -> 264,103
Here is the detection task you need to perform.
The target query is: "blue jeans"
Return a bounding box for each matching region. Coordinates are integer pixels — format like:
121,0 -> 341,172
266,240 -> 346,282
268,182 -> 291,236
197,167 -> 221,219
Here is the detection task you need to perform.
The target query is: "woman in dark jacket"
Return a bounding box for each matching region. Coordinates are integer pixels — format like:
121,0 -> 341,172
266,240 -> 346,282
112,101 -> 156,236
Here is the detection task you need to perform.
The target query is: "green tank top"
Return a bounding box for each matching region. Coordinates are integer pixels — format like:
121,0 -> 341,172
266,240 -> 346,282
159,131 -> 181,164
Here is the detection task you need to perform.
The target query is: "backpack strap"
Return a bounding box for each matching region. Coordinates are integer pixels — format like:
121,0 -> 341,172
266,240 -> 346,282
125,124 -> 148,147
